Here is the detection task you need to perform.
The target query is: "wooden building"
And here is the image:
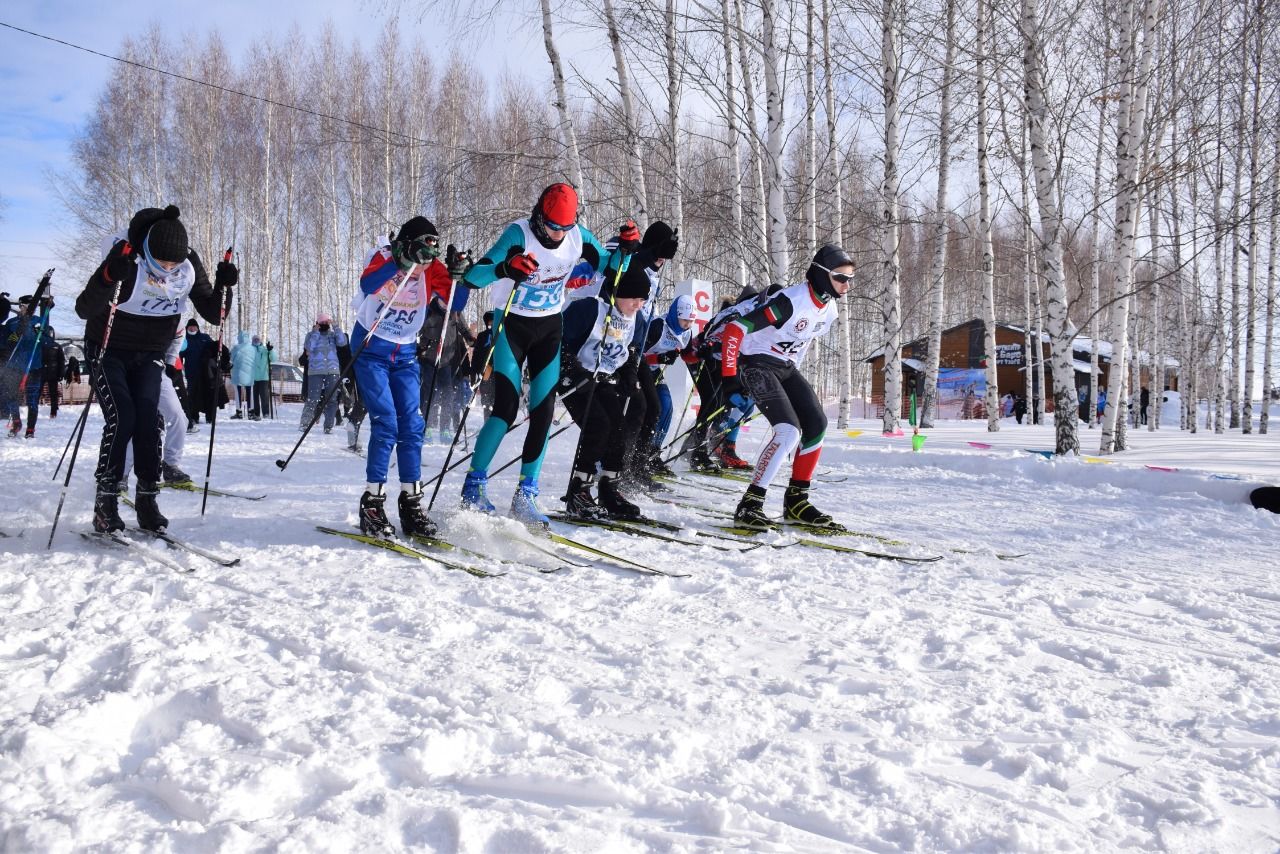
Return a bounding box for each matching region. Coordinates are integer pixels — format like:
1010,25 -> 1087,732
866,320 -> 1176,419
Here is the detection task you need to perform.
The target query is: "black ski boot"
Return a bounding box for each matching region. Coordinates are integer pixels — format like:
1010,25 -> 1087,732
359,487 -> 395,537
93,481 -> 126,533
398,483 -> 439,538
646,450 -> 676,479
598,475 -> 641,521
161,462 -> 192,484
135,481 -> 169,533
783,480 -> 845,532
733,486 -> 775,530
563,474 -> 607,520
689,446 -> 722,472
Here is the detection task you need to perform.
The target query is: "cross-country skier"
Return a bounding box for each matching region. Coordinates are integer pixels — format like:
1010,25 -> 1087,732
76,205 -> 236,532
458,182 -> 628,524
557,264 -> 651,519
351,215 -> 450,538
721,245 -> 854,531
1,295 -> 52,438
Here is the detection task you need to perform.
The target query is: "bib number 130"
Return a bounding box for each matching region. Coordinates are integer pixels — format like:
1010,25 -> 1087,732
515,282 -> 558,311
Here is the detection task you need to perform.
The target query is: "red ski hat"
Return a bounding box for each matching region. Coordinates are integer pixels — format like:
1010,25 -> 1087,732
536,183 -> 578,229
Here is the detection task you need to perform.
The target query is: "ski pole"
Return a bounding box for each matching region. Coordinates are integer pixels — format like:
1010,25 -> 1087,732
274,261 -> 421,472
663,360 -> 703,452
200,247 -> 234,516
661,403 -> 727,464
49,268 -> 121,549
490,421 -> 573,479
53,396 -> 93,480
426,278 -> 522,511
421,378 -> 589,490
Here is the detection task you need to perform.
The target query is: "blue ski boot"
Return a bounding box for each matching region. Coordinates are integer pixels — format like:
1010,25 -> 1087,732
460,469 -> 495,513
510,476 -> 550,528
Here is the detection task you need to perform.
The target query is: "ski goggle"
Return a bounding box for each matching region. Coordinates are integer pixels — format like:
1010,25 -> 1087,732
813,262 -> 855,284
539,213 -> 575,233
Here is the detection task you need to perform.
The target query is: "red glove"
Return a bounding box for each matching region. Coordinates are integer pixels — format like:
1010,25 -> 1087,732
618,219 -> 641,255
496,252 -> 539,283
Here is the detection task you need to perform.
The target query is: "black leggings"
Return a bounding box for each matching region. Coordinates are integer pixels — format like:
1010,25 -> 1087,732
561,367 -> 638,476
89,344 -> 165,487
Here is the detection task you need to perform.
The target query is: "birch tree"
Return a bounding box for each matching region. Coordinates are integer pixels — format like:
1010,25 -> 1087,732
761,0 -> 790,282
975,0 -> 999,431
1021,0 -> 1080,454
880,0 -> 904,434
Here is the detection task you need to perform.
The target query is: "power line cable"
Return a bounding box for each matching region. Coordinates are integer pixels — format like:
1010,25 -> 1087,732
0,20 -> 547,162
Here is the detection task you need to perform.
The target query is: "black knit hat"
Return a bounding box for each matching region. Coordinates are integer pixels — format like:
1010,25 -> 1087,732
398,216 -> 438,242
146,206 -> 188,263
641,221 -> 673,248
614,266 -> 652,300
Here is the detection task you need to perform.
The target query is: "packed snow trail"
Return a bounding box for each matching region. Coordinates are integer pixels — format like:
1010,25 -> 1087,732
1,406 -> 1277,851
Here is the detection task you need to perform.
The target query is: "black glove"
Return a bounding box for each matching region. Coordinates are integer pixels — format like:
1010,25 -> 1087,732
653,227 -> 679,260
617,219 -> 641,256
103,241 -> 136,285
494,252 -> 539,283
446,244 -> 472,279
215,260 -> 239,288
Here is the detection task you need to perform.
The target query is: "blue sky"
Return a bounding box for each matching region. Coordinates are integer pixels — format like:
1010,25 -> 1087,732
0,1 -> 606,329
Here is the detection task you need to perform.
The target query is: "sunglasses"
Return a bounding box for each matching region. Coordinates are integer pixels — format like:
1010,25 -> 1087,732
814,262 -> 855,284
540,215 -> 575,232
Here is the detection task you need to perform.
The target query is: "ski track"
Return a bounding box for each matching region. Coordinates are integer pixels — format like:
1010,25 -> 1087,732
1,407 -> 1278,852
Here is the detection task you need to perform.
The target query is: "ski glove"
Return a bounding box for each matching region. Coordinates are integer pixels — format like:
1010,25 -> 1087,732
102,241 -> 135,286
215,260 -> 239,289
494,253 -> 539,283
392,235 -> 440,269
446,244 -> 473,280
617,219 -> 641,256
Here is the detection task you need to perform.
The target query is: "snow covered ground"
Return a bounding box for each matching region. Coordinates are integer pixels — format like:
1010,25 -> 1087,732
2,404 -> 1278,852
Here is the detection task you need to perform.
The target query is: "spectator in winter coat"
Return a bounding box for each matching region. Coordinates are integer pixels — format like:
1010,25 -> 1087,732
230,331 -> 257,418
40,332 -> 65,419
65,355 -> 82,386
300,313 -> 349,432
1013,395 -> 1028,424
252,335 -> 272,420
182,319 -> 214,426
0,305 -> 48,437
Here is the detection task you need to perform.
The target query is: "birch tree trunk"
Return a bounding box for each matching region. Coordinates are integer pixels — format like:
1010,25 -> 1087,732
880,0 -> 903,434
1100,0 -> 1162,454
1088,22 -> 1112,429
1227,3 -> 1249,429
761,0 -> 790,282
1262,121 -> 1278,435
721,0 -> 747,292
1020,123 -> 1035,421
541,0 -> 584,189
736,0 -> 769,270
805,0 -> 818,250
922,0 -> 957,430
1021,0 -> 1080,454
824,0 -> 853,428
604,0 -> 648,223
1241,0 -> 1263,433
974,0 -> 998,432
665,0 -> 685,279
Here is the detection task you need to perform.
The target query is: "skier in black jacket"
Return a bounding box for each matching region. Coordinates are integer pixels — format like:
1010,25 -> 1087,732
75,205 -> 237,532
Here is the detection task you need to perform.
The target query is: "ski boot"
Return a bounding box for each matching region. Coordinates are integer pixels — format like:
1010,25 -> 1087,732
646,450 -> 676,479
598,475 -> 641,521
7,416 -> 20,437
460,470 -> 496,513
563,474 -> 607,520
713,440 -> 751,470
161,462 -> 192,484
134,481 -> 169,533
398,483 -> 439,538
689,446 -> 723,473
359,486 -> 395,537
24,427 -> 34,439
510,476 -> 550,528
782,480 -> 845,532
93,481 -> 126,533
346,421 -> 363,455
230,410 -> 244,420
733,486 -> 775,530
